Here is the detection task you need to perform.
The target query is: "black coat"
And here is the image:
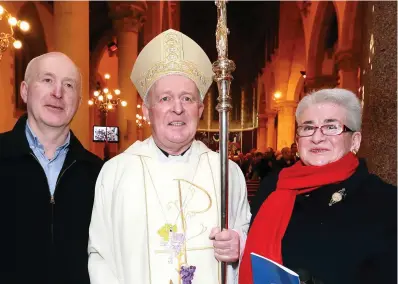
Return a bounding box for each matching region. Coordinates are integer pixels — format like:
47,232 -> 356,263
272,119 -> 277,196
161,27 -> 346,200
0,115 -> 103,284
250,159 -> 397,284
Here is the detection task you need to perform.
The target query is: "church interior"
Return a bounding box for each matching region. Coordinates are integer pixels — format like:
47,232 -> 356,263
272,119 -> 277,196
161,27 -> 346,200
0,1 -> 396,185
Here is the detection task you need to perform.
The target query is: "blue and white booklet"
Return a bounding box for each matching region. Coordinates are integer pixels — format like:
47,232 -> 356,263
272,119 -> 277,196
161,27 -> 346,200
251,252 -> 300,284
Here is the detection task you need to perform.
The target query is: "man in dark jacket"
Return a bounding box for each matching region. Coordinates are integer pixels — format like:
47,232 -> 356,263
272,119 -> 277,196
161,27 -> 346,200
0,52 -> 103,284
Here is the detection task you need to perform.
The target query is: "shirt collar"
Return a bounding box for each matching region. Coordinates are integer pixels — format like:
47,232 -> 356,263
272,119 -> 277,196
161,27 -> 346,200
25,122 -> 71,152
156,144 -> 191,158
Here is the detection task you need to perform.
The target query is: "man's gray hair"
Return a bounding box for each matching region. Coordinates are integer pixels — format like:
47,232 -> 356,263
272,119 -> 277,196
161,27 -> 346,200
295,88 -> 362,131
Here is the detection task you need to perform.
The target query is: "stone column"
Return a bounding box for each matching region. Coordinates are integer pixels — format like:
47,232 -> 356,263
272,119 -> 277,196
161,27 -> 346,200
257,114 -> 267,152
54,2 -> 90,149
360,1 -> 397,185
265,110 -> 277,150
335,50 -> 360,95
170,1 -> 180,31
143,2 -> 161,45
110,2 -> 147,152
276,101 -> 297,150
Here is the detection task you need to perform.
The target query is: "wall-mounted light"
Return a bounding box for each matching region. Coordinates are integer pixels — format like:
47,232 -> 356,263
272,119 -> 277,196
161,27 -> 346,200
300,70 -> 306,79
273,91 -> 282,100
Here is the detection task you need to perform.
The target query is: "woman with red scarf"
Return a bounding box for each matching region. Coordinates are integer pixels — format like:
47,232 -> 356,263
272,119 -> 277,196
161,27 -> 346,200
239,89 -> 397,284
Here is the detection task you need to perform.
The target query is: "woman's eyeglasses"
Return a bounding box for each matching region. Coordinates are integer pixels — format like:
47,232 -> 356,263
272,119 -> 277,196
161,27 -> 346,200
296,123 -> 353,137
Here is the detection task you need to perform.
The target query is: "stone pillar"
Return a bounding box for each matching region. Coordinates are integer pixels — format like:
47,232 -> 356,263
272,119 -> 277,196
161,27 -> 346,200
240,88 -> 246,128
335,50 -> 360,95
265,110 -> 277,150
143,2 -> 161,45
170,1 -> 180,31
360,1 -> 397,185
54,2 -> 90,149
257,114 -> 267,152
110,2 -> 147,152
276,101 -> 297,150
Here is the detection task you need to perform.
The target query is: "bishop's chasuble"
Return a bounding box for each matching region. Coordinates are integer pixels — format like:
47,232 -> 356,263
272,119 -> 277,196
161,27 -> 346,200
88,137 -> 250,284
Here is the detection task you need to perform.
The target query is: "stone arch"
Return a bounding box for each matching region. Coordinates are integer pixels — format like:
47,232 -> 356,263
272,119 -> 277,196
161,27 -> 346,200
339,2 -> 358,51
273,1 -> 306,102
266,69 -> 276,110
294,76 -> 306,102
306,1 -> 339,79
284,2 -> 306,102
339,1 -> 366,55
33,2 -> 54,51
14,2 -> 48,116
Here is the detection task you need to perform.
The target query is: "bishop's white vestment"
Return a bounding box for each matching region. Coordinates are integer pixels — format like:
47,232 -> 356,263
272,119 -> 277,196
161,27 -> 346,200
88,137 -> 251,284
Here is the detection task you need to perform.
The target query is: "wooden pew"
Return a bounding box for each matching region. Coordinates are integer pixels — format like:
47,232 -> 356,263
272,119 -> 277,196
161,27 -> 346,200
246,180 -> 260,204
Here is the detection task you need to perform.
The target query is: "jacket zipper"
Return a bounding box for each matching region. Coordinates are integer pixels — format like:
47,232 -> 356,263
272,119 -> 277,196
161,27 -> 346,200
29,153 -> 76,244
50,160 -> 76,244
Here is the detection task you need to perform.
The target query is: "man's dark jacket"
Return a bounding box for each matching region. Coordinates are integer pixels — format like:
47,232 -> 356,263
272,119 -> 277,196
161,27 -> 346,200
0,115 -> 103,284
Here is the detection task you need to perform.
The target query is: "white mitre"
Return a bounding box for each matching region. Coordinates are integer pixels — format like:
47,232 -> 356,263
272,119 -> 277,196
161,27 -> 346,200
130,29 -> 214,101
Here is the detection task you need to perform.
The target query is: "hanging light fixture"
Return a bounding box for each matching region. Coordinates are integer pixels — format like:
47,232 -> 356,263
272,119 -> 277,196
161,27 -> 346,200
88,73 -> 127,114
0,4 -> 30,61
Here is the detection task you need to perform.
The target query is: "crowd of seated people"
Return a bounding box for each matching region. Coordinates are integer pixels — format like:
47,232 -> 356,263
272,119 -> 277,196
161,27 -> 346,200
230,143 -> 300,181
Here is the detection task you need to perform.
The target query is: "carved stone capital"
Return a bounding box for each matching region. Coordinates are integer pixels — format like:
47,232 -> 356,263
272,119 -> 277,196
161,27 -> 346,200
277,100 -> 298,109
265,109 -> 278,118
109,2 -> 147,33
305,75 -> 338,91
334,49 -> 359,72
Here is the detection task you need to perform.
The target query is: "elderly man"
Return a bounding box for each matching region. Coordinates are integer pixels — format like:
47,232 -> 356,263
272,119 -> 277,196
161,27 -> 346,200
88,29 -> 250,283
0,52 -> 103,284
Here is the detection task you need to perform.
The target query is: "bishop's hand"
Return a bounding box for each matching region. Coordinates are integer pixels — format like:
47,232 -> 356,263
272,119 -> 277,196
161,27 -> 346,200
209,227 -> 240,263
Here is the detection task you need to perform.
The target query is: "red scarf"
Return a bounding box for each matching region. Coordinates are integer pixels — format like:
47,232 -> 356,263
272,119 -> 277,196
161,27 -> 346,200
239,152 -> 359,284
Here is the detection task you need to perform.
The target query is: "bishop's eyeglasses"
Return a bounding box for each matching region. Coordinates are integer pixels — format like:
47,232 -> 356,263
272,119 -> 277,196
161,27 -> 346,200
296,123 -> 354,137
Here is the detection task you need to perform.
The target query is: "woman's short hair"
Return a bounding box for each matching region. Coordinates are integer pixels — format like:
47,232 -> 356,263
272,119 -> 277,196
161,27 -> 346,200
295,88 -> 362,131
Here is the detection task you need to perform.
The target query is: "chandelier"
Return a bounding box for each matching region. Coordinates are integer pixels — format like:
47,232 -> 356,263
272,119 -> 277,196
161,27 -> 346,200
88,73 -> 127,114
136,104 -> 150,128
0,5 -> 30,61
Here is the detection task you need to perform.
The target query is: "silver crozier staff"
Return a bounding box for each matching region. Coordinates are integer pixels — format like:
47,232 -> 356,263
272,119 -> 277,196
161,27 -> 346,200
212,0 -> 235,283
